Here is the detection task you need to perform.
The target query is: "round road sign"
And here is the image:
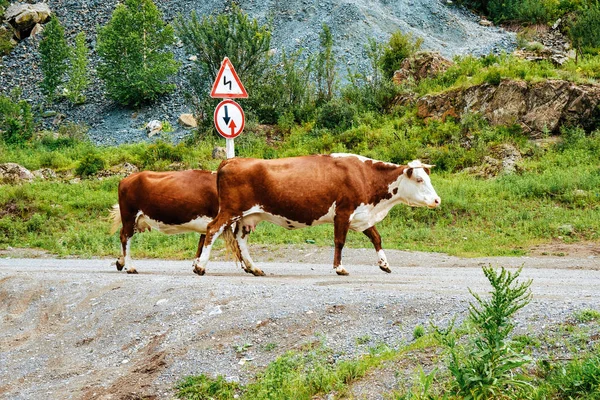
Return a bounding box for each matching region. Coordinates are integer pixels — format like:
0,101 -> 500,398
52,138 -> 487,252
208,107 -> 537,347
214,99 -> 245,139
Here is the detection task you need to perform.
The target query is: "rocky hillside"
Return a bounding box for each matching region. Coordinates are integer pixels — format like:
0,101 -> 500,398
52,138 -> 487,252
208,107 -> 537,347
0,0 -> 516,145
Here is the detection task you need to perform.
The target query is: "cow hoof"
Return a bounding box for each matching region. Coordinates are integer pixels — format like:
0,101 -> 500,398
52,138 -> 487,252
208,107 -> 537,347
335,266 -> 349,276
379,265 -> 392,273
126,268 -> 138,274
193,267 -> 206,276
115,259 -> 124,271
251,268 -> 265,277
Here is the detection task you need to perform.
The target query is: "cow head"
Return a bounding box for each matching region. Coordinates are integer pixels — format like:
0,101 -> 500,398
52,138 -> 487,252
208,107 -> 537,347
397,160 -> 441,208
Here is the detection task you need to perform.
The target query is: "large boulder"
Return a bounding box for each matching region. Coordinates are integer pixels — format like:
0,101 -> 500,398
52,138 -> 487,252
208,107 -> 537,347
393,52 -> 454,84
0,163 -> 35,184
415,79 -> 600,135
5,3 -> 51,40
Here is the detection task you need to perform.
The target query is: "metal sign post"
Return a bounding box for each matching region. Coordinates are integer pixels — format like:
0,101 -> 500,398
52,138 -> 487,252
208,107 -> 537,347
210,57 -> 248,158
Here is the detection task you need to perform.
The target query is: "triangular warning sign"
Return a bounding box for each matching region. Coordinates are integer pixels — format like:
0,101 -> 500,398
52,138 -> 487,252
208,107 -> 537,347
210,57 -> 248,99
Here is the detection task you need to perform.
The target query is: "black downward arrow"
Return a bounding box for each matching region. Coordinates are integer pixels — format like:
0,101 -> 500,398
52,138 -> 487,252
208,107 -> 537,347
223,105 -> 231,125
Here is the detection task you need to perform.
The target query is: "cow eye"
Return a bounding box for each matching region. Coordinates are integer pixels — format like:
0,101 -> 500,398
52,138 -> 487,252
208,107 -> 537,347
416,177 -> 424,183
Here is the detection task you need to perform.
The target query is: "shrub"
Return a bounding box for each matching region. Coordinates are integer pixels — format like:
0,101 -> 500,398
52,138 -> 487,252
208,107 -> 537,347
0,89 -> 34,145
0,25 -> 15,56
343,38 -> 403,113
380,30 -> 423,80
75,152 -> 105,177
316,98 -> 356,132
142,140 -> 185,168
97,0 -> 179,107
65,32 -> 90,105
175,5 -> 270,114
569,2 -> 600,56
39,16 -> 70,102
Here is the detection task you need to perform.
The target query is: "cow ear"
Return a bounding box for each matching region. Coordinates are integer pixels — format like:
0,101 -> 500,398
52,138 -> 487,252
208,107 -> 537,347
405,168 -> 413,179
424,167 -> 431,175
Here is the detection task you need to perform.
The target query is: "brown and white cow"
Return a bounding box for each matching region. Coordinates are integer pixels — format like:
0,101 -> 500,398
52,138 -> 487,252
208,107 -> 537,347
110,170 -> 243,274
193,153 -> 441,276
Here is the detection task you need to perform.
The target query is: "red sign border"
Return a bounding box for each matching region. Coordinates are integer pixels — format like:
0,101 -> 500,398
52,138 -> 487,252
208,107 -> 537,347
214,99 -> 245,139
210,57 -> 249,99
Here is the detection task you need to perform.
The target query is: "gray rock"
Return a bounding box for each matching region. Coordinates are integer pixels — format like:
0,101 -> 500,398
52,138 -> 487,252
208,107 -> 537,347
0,163 -> 35,184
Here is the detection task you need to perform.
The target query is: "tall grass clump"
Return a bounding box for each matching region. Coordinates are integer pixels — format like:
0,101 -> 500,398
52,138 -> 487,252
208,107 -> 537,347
435,266 -> 533,399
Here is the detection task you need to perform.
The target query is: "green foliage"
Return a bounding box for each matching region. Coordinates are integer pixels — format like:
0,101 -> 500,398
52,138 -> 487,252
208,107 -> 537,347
0,89 -> 34,145
39,16 -> 70,102
315,97 -> 356,132
573,308 -> 600,323
65,32 -> 90,105
75,152 -> 105,177
315,24 -> 336,102
343,38 -> 403,113
250,48 -> 316,125
380,31 -> 423,80
0,25 -> 15,56
538,353 -> 600,399
435,266 -> 533,399
175,5 -> 271,117
176,341 -> 392,400
569,2 -> 600,56
413,325 -> 426,339
97,0 -> 179,107
142,140 -> 186,169
175,374 -> 239,400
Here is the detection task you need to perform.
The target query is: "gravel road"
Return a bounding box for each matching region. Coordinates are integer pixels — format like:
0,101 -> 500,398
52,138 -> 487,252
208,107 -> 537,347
1,247 -> 599,399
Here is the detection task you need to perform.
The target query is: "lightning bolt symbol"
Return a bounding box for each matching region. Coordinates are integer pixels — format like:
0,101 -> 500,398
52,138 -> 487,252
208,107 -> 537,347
223,75 -> 232,91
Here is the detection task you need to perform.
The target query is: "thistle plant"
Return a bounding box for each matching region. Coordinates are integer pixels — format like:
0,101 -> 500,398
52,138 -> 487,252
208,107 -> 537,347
435,266 -> 533,399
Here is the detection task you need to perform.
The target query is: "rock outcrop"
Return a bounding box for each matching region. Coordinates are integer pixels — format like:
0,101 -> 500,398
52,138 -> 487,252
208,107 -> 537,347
0,163 -> 35,184
5,3 -> 51,40
393,52 -> 454,85
416,79 -> 600,135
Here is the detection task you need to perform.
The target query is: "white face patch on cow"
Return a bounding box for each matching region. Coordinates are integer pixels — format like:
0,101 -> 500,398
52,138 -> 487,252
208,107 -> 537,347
135,211 -> 212,234
394,165 -> 440,208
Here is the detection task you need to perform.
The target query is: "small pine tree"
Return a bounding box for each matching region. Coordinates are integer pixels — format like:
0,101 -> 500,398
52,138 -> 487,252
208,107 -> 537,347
65,32 -> 89,104
315,24 -> 336,103
39,16 -> 70,102
96,0 -> 179,107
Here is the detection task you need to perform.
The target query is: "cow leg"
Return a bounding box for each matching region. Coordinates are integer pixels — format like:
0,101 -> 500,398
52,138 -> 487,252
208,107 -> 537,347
191,234 -> 206,271
363,226 -> 391,273
194,214 -> 234,275
117,221 -> 138,274
235,227 -> 264,276
333,212 -> 351,276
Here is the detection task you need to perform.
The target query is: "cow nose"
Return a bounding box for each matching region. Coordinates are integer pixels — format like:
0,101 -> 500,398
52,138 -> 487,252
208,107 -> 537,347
435,197 -> 441,205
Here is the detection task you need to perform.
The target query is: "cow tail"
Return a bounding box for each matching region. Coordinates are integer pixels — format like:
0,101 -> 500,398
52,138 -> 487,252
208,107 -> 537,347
109,204 -> 122,235
220,226 -> 245,267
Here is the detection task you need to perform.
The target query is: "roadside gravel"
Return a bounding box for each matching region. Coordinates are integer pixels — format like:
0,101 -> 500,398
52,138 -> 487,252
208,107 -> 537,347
0,246 -> 598,399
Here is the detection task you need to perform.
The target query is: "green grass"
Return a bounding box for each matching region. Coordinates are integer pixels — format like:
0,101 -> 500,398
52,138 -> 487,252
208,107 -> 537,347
176,336 -> 438,400
1,122 -> 599,259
